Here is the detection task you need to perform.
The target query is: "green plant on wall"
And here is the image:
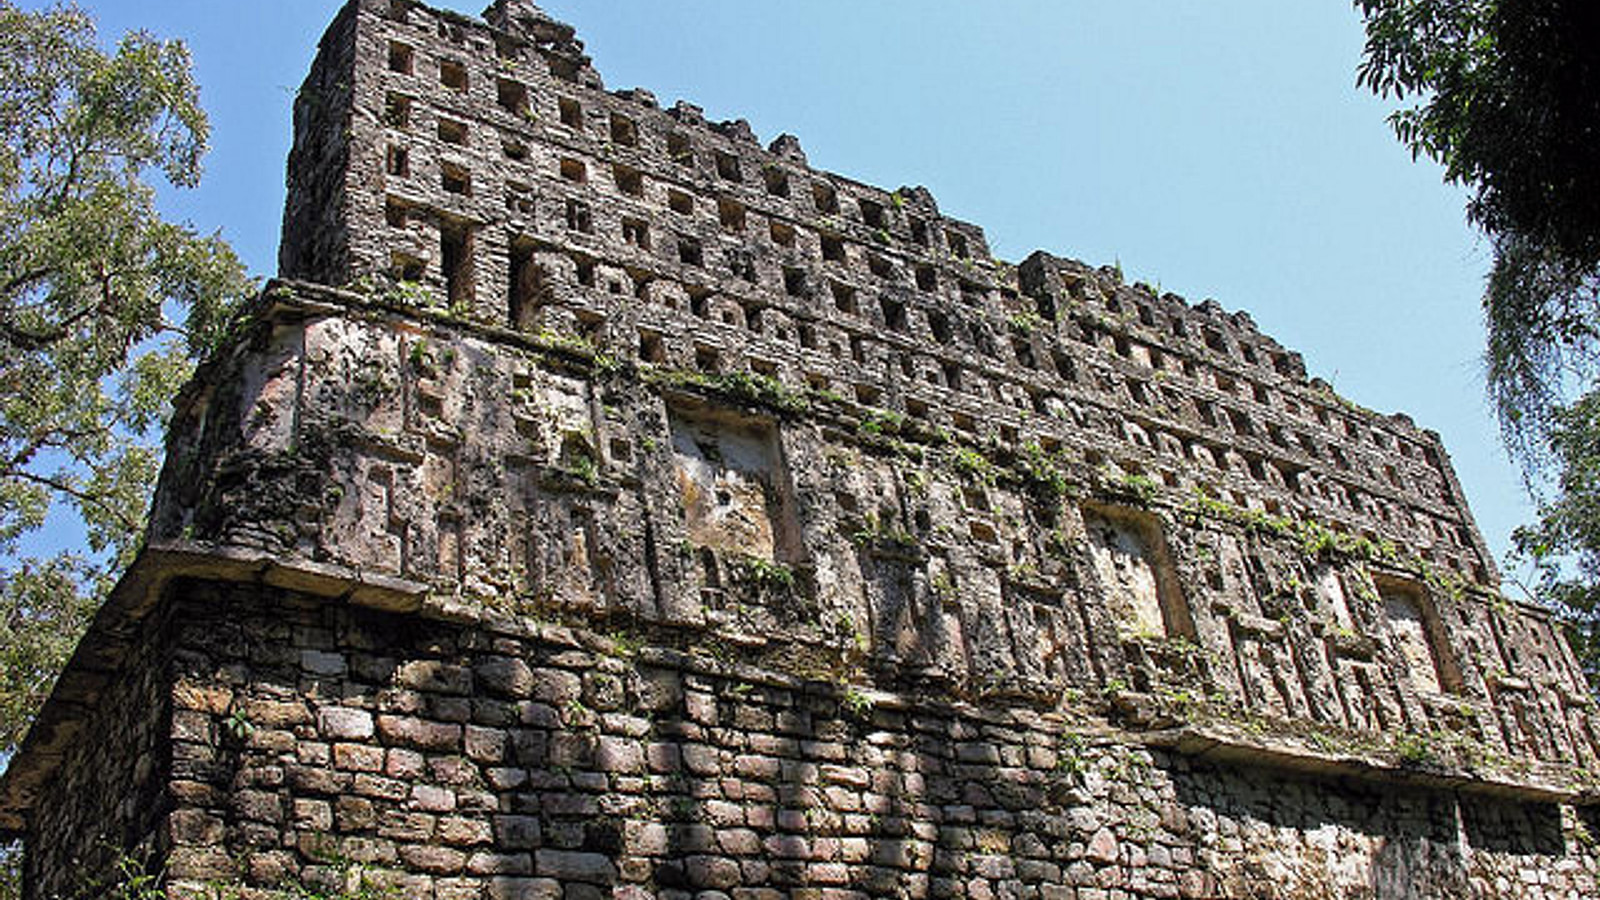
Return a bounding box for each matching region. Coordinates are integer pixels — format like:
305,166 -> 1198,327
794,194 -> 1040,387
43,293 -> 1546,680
949,447 -> 995,485
733,555 -> 798,592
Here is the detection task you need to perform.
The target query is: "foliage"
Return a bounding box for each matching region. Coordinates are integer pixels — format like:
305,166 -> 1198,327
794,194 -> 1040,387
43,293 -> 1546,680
949,447 -> 995,485
731,555 -> 797,593
0,0 -> 252,760
1355,0 -> 1600,687
1509,394 -> 1600,688
1356,0 -> 1600,460
650,368 -> 809,417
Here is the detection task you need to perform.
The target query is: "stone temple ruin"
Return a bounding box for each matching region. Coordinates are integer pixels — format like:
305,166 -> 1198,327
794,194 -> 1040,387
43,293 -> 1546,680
3,0 -> 1598,896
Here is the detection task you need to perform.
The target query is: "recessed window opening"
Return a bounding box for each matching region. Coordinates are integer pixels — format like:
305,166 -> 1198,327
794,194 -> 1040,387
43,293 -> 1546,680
440,222 -> 473,309
564,199 -> 592,233
715,151 -> 741,182
813,182 -> 838,213
928,310 -> 952,344
868,255 -> 893,279
821,234 -> 845,262
677,235 -> 703,267
880,297 -> 906,332
909,217 -> 928,247
638,330 -> 666,363
384,198 -> 407,227
783,267 -> 808,298
728,249 -> 756,283
496,79 -> 529,117
859,199 -> 885,229
560,158 -> 586,182
668,132 -> 692,164
559,97 -> 582,128
439,59 -> 468,91
508,240 -> 542,330
770,221 -> 795,247
622,218 -> 650,250
763,166 -> 789,197
831,282 -> 856,314
916,266 -> 937,292
1227,408 -> 1254,436
440,163 -> 471,196
942,361 -> 962,390
1053,351 -> 1077,383
668,190 -> 693,215
613,164 -> 643,196
388,41 -> 414,74
695,346 -> 721,373
718,197 -> 745,232
610,113 -> 638,145
1013,337 -> 1035,369
384,93 -> 412,129
502,139 -> 527,161
437,119 -> 467,145
946,230 -> 969,258
386,145 -> 409,177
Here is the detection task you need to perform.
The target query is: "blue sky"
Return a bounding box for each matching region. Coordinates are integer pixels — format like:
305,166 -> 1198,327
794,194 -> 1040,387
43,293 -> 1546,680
28,1 -> 1531,586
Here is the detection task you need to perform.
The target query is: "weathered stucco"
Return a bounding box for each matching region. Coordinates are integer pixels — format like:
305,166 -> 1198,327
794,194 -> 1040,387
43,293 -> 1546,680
2,0 -> 1597,897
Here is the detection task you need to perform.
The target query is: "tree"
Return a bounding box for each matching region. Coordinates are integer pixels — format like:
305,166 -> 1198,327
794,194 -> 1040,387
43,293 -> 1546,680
1355,0 -> 1600,683
0,0 -> 251,758
2,2 -> 251,892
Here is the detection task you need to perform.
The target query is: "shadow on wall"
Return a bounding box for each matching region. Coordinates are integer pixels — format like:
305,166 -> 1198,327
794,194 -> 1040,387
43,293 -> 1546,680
1165,754 -> 1567,899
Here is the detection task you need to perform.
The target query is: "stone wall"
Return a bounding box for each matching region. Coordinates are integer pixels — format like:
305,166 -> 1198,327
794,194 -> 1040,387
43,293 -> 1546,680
150,579 -> 1597,899
139,284 -> 1600,791
23,599 -> 175,898
3,0 -> 1599,896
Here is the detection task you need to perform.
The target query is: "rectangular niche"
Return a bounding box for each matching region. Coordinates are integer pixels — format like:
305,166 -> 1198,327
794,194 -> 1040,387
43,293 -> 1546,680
1081,504 -> 1191,639
1376,576 -> 1456,694
669,408 -> 801,564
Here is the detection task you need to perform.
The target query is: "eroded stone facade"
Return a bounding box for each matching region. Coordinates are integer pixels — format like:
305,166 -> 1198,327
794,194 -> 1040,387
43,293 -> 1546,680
1,1 -> 1597,897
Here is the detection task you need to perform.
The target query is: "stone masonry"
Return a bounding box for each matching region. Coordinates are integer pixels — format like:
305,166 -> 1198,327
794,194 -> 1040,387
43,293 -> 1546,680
1,1 -> 1597,897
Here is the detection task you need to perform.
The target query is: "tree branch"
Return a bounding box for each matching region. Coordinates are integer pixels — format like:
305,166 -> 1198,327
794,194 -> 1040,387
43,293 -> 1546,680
4,469 -> 140,534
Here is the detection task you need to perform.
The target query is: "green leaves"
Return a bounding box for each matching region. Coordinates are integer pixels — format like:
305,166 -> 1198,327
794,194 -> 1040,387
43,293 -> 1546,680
0,1 -> 253,760
1509,391 -> 1600,688
1357,1 -> 1600,691
0,554 -> 102,755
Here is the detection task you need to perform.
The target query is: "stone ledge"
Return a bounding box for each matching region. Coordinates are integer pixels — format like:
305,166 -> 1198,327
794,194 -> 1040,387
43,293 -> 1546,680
1140,721 -> 1600,806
